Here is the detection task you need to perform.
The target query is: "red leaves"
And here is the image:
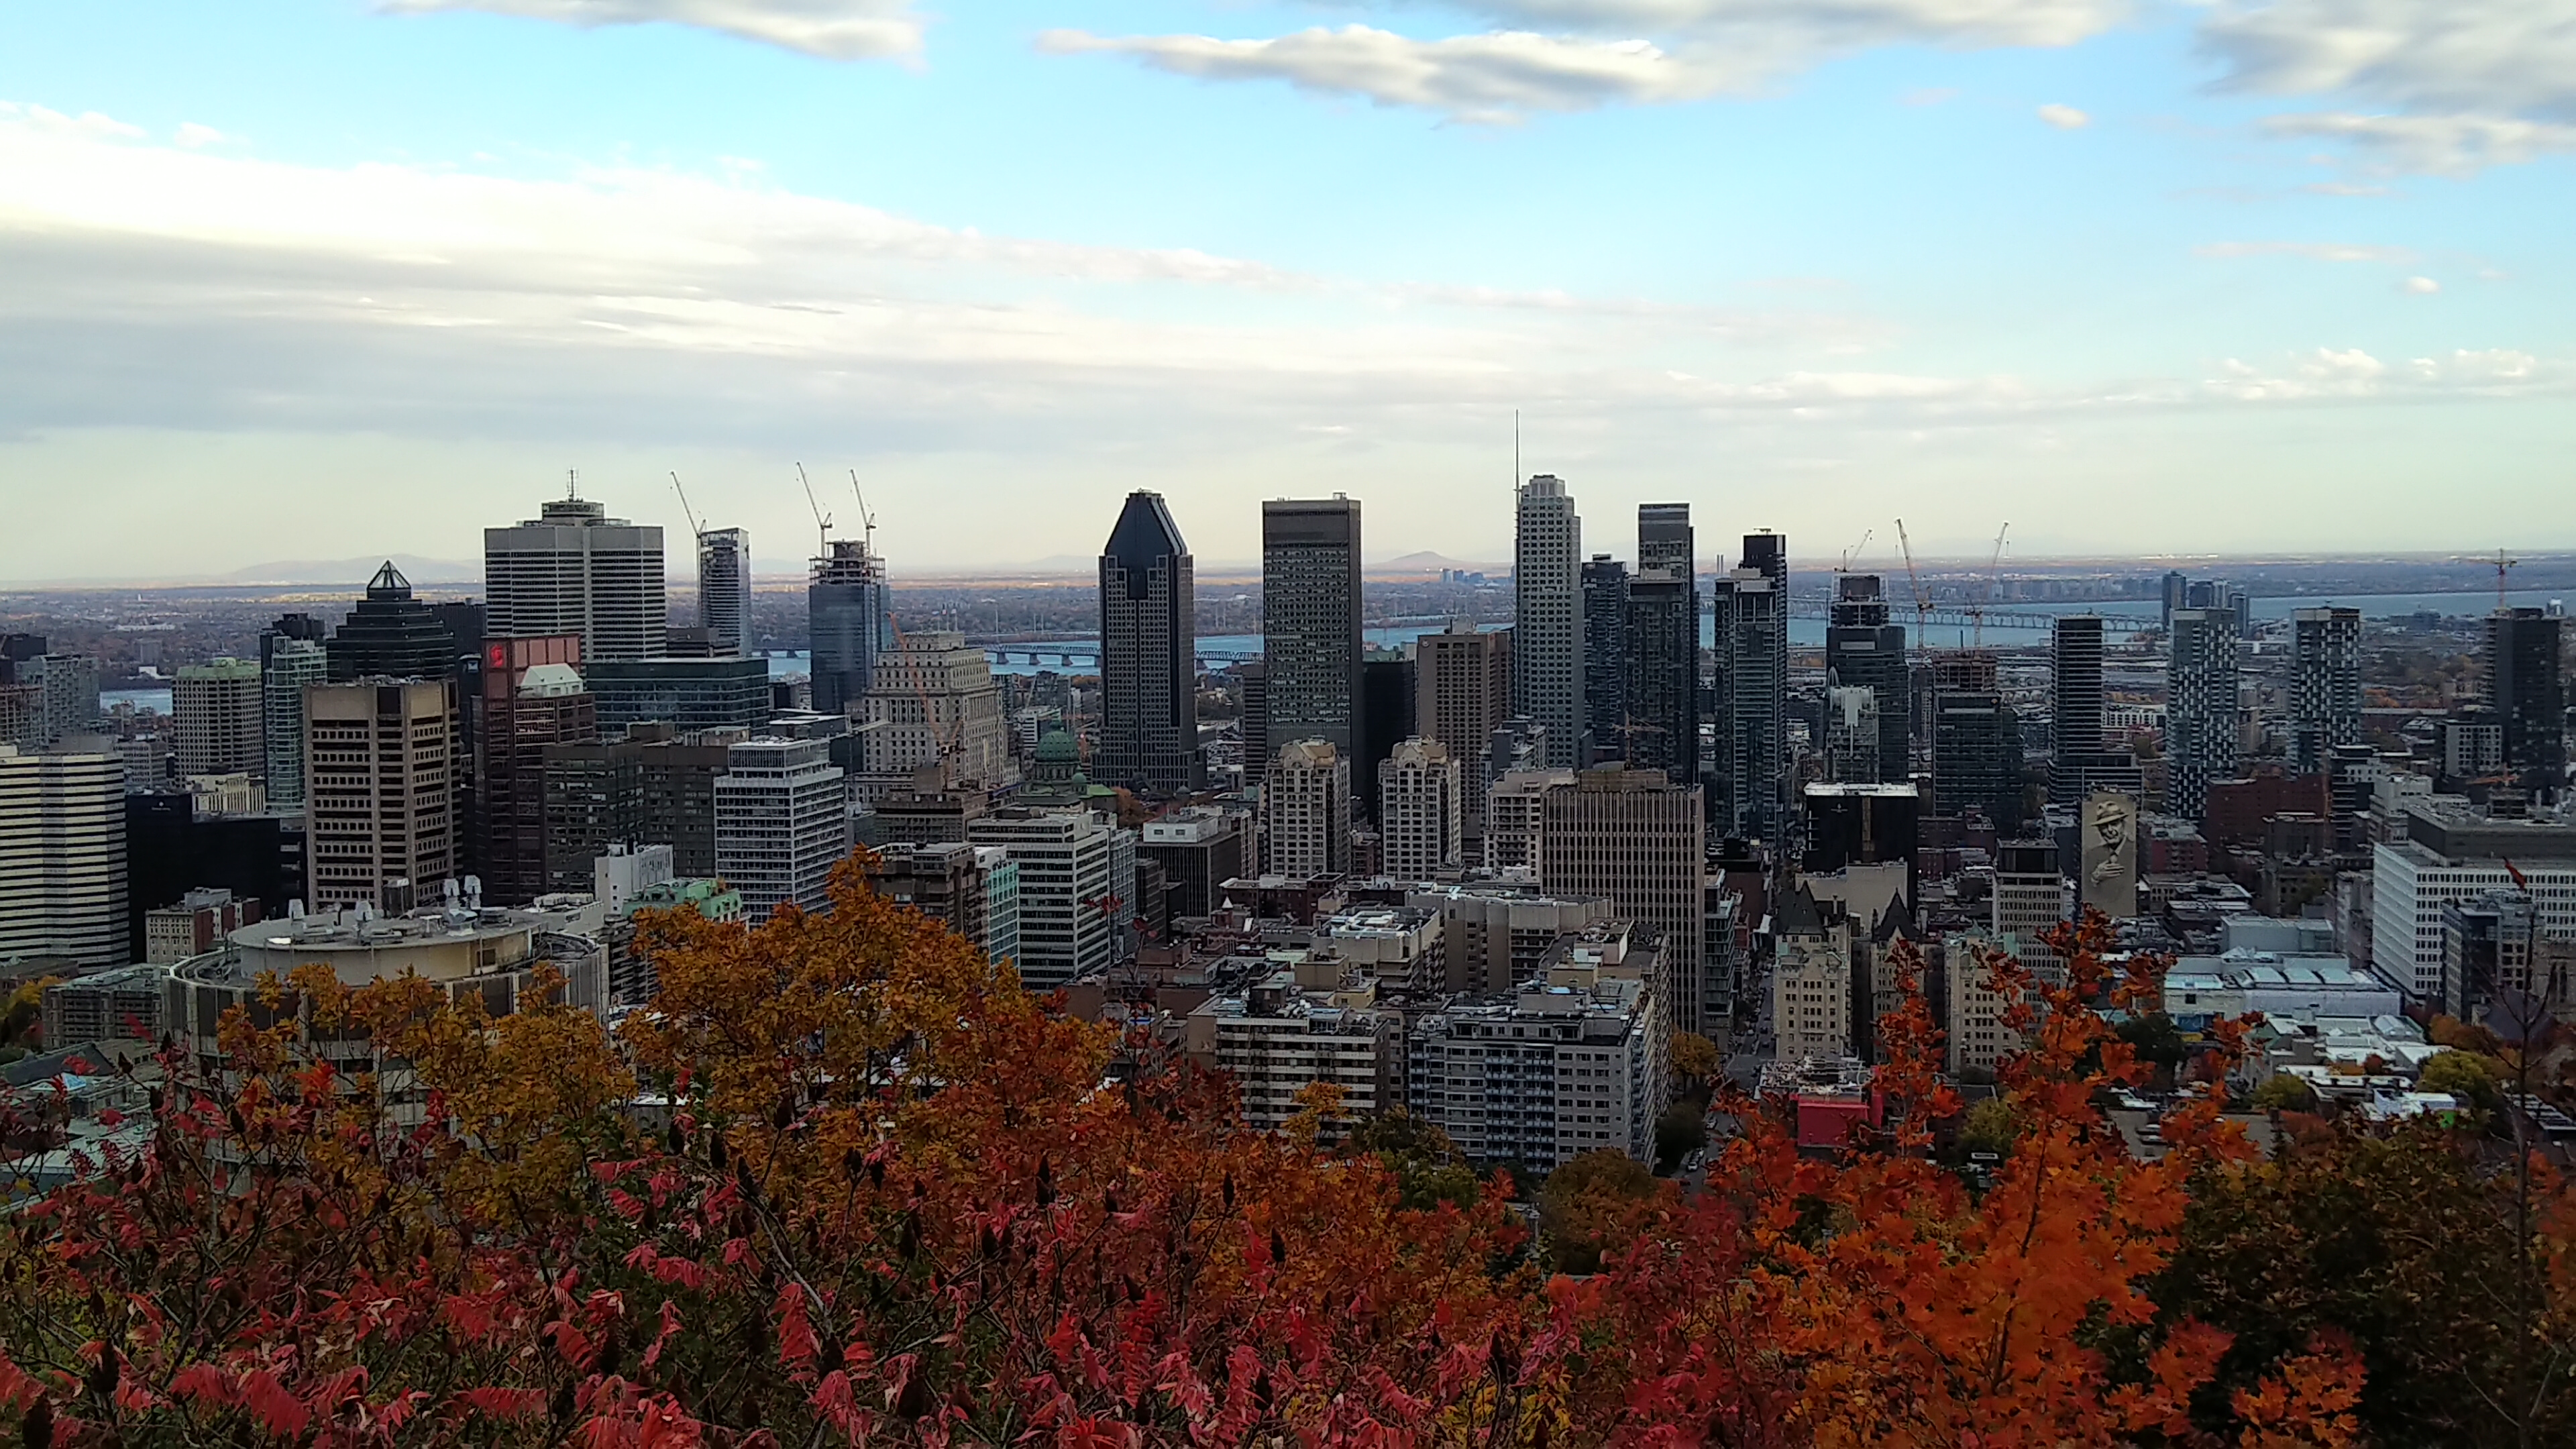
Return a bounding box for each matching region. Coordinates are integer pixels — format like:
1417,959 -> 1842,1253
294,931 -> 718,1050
237,1368 -> 310,1439
456,1385 -> 546,1420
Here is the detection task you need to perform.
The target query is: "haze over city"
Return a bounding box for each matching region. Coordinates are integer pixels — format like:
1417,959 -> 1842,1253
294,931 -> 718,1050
5,0 -> 2574,582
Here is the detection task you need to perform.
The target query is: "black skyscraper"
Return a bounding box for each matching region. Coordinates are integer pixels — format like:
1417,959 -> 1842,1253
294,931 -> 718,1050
2487,608 -> 2567,801
1825,574 -> 1910,784
1098,490 -> 1201,794
326,563 -> 464,682
2049,614 -> 2106,806
1581,555 -> 1629,762
1627,503 -> 1697,786
1260,497 -> 1364,774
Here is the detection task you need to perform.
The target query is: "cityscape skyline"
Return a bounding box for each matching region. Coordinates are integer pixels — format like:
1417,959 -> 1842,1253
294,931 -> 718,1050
6,3 -> 2575,582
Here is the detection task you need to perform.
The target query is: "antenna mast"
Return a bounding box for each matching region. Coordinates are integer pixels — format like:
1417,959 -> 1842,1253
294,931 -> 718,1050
796,462 -> 832,560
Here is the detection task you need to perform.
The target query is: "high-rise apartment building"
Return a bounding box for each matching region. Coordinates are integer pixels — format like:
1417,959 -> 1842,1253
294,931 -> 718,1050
1626,503 -> 1698,786
696,527 -> 753,656
1537,765 -> 1706,1032
474,637 -> 596,906
809,538 -> 890,717
0,650 -> 103,751
2166,608 -> 2241,822
2288,606 -> 2361,775
2049,614 -> 2106,806
261,639 -> 328,812
1826,574 -> 1909,783
714,737 -> 849,924
1097,490 -> 1199,794
858,629 -> 1013,786
1265,739 -> 1351,877
1931,651 -> 2023,830
1379,737 -> 1462,879
1512,476 -> 1585,769
173,659 -> 265,780
2486,608 -> 2566,801
1260,497 -> 1364,773
305,679 -> 455,911
1413,623 -> 1510,851
326,564 -> 463,682
0,743 -> 129,967
1581,555 -> 1628,762
484,492 -> 667,663
1716,550 -> 1787,846
966,808 -> 1123,988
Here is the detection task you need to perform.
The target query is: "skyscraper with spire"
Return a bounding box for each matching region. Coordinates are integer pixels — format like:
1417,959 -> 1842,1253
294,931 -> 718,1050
1097,490 -> 1200,794
1513,475 -> 1584,769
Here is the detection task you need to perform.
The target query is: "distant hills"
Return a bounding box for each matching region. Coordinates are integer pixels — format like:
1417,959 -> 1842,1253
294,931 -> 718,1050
219,555 -> 481,587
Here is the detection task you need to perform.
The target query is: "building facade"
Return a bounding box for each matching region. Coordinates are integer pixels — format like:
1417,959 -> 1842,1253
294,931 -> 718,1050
327,564 -> 464,682
1512,475 -> 1585,769
1537,765 -> 1707,1032
714,737 -> 849,924
1265,739 -> 1351,878
693,526 -> 753,656
261,638 -> 327,812
0,744 -> 129,968
304,679 -> 455,912
1097,490 -> 1200,796
1260,497 -> 1364,775
858,630 -> 1013,786
1716,560 -> 1786,845
1407,953 -> 1664,1173
1581,555 -> 1628,763
174,658 -> 264,780
484,493 -> 667,663
474,638 -> 596,906
965,808 -> 1124,989
1413,623 -> 1511,852
585,657 -> 771,737
1625,502 -> 1699,786
2487,608 -> 2566,801
1825,574 -> 1909,784
2166,607 -> 2241,822
1379,736 -> 1462,879
809,537 -> 890,717
2289,606 -> 2362,775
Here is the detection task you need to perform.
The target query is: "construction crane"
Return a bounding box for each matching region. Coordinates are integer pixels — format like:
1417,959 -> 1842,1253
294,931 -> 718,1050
2455,548 -> 2519,611
1970,523 -> 2010,649
669,472 -> 704,542
795,462 -> 833,559
1837,528 -> 1874,574
1893,519 -> 1932,661
847,470 -> 879,555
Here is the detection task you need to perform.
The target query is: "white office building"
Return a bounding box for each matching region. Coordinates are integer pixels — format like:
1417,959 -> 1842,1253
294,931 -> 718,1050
714,738 -> 850,923
967,808 -> 1122,989
0,744 -> 129,969
484,492 -> 667,663
2371,801 -> 2576,1004
1511,475 -> 1585,769
1406,942 -> 1666,1173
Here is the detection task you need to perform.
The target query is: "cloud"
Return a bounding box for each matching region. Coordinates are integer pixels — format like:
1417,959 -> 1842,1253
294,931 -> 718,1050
2401,275 -> 2439,294
1043,0 -> 2131,119
2036,103 -> 2088,127
2194,239 -> 2414,263
172,122 -> 229,149
1036,26 -> 1717,119
2199,0 -> 2576,119
2198,1 -> 2576,173
2208,345 -> 2555,400
380,0 -> 925,61
2258,111 -> 2576,176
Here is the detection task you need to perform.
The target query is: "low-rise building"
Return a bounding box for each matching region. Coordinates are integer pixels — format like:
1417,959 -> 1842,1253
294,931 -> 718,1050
1187,968 -> 1398,1133
42,962 -> 169,1046
1406,949 -> 1666,1173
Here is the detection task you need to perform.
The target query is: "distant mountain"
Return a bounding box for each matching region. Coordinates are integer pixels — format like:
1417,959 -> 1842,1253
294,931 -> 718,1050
220,555 -> 481,586
1371,550 -> 1508,576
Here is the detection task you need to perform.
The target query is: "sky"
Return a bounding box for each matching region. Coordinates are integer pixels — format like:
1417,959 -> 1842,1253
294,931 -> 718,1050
1,0 -> 2572,581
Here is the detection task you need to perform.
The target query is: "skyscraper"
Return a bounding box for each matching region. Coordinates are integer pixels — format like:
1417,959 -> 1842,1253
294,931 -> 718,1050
714,737 -> 850,924
327,564 -> 463,682
810,538 -> 890,717
2288,606 -> 2361,775
173,659 -> 264,780
1413,623 -> 1510,852
2160,570 -> 2187,631
1825,574 -> 1909,783
0,743 -> 128,968
2049,614 -> 2106,806
1931,651 -> 2023,831
1097,490 -> 1199,795
2486,607 -> 2567,801
858,629 -> 1013,787
1260,496 -> 1364,772
1265,739 -> 1351,877
2165,608 -> 2241,822
1718,536 -> 1788,847
1359,651 -> 1416,823
484,492 -> 667,663
261,638 -> 327,812
1627,503 -> 1698,788
1379,737 -> 1462,878
1513,475 -> 1585,769
696,526 -> 753,656
1582,554 -> 1629,761
305,678 -> 455,910
474,637 -> 596,906
1537,765 -> 1706,1032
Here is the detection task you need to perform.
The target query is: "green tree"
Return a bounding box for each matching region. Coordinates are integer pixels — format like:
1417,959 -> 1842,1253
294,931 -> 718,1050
1670,1031 -> 1721,1094
2116,1010 -> 2187,1069
1536,1148 -> 1660,1273
2251,1073 -> 2319,1112
2418,1049 -> 2502,1114
1340,1108 -> 1481,1212
1654,1100 -> 1707,1172
1959,1096 -> 2016,1159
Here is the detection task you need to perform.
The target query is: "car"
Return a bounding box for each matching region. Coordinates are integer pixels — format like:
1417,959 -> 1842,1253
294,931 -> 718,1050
2137,1120 -> 2163,1144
